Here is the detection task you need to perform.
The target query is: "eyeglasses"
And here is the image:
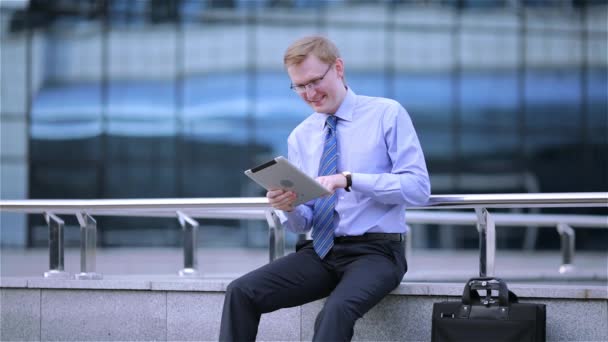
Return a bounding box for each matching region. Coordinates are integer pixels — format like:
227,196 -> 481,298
290,63 -> 333,94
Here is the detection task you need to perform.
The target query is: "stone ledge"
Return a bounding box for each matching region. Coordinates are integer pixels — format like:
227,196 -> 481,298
394,282 -> 608,299
151,279 -> 228,292
0,277 -> 27,288
505,283 -> 608,300
2,276 -> 606,299
26,278 -> 152,290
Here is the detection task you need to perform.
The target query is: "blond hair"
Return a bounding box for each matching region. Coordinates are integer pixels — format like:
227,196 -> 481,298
283,35 -> 340,67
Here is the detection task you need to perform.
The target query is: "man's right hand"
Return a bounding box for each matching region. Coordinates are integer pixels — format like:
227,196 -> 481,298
267,189 -> 297,212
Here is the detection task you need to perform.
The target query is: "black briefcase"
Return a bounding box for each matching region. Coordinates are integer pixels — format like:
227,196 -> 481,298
431,277 -> 546,342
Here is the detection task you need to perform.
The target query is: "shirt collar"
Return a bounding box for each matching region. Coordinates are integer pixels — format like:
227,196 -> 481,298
316,87 -> 356,130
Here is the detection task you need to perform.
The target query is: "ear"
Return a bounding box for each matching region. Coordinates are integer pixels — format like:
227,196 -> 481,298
334,58 -> 345,78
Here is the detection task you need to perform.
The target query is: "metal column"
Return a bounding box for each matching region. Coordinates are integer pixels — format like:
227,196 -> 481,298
177,211 -> 200,277
265,209 -> 285,262
475,208 -> 496,277
43,212 -> 69,278
557,223 -> 575,274
75,213 -> 102,279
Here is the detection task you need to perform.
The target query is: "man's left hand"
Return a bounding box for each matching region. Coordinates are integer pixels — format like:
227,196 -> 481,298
316,174 -> 347,193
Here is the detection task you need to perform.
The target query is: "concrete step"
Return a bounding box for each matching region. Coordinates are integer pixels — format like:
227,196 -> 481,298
1,277 -> 606,341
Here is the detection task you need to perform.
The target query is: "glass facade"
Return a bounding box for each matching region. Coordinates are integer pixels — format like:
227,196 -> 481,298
1,0 -> 606,249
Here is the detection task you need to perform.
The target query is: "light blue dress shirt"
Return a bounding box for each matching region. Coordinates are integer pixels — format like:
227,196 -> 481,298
279,88 -> 430,236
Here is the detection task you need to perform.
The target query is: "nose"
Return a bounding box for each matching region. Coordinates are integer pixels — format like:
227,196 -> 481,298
304,84 -> 317,98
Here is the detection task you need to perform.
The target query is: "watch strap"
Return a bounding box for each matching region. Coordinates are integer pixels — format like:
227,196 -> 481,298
341,171 -> 352,192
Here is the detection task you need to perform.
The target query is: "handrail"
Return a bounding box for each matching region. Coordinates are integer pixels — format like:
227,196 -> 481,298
406,211 -> 608,228
1,192 -> 606,214
1,192 -> 607,280
422,192 -> 607,208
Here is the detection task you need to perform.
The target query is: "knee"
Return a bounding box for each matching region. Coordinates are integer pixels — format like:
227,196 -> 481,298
225,277 -> 265,317
320,297 -> 360,323
225,277 -> 254,302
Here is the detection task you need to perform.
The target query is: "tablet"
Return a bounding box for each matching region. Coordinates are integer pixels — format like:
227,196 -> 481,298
244,156 -> 330,206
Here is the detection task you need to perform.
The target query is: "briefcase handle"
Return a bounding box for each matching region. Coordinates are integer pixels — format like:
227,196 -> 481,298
462,277 -> 512,307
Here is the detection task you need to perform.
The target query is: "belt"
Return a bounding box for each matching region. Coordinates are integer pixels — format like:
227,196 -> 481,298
334,233 -> 403,243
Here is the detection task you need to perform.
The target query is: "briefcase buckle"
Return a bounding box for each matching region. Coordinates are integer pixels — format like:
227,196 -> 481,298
482,298 -> 497,306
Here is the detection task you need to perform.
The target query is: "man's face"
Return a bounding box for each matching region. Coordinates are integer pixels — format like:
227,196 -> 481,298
287,55 -> 345,114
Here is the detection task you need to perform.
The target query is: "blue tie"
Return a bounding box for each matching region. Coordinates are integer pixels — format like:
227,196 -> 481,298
312,115 -> 338,259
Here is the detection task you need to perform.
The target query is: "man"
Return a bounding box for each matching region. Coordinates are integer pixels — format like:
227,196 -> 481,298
220,35 -> 430,341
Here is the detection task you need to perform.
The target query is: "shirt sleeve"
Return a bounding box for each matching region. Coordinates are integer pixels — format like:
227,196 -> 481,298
277,134 -> 314,233
352,103 -> 431,206
276,205 -> 312,233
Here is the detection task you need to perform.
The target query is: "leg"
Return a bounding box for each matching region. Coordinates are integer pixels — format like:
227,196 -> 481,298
313,240 -> 407,342
219,242 -> 337,342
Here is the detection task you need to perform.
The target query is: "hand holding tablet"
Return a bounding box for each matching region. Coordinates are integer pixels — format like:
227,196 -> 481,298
244,156 -> 331,206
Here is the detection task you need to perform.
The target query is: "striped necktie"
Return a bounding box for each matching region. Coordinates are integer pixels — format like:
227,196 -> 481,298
312,115 -> 338,259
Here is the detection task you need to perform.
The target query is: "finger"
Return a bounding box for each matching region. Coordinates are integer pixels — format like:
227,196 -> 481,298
272,201 -> 294,211
269,191 -> 295,207
275,193 -> 295,206
317,179 -> 333,191
267,189 -> 285,199
274,193 -> 296,211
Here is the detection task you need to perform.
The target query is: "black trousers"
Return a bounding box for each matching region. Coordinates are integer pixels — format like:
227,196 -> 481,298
219,238 -> 407,342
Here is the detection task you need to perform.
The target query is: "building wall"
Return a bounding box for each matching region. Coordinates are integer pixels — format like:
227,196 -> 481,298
1,20 -> 46,246
0,3 -> 606,247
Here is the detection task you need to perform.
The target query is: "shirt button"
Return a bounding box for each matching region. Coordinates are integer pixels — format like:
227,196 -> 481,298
340,196 -> 344,200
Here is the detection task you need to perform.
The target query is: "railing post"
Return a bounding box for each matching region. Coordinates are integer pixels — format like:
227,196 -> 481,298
265,209 -> 284,262
557,223 -> 576,274
44,212 -> 70,278
475,208 -> 495,277
405,226 -> 412,263
177,211 -> 200,277
74,213 -> 102,279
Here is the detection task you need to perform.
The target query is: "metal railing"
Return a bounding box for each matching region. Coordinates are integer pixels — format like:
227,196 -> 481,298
1,193 -> 606,280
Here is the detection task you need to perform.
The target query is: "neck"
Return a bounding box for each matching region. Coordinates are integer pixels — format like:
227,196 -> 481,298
328,84 -> 348,114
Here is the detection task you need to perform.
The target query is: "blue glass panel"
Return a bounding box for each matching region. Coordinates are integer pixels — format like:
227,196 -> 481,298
459,71 -> 518,129
394,73 -> 453,125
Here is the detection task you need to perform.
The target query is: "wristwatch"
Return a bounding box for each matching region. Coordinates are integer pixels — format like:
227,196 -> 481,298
341,171 -> 352,192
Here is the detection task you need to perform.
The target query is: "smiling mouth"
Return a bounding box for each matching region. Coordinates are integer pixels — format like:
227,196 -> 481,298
310,95 -> 325,105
